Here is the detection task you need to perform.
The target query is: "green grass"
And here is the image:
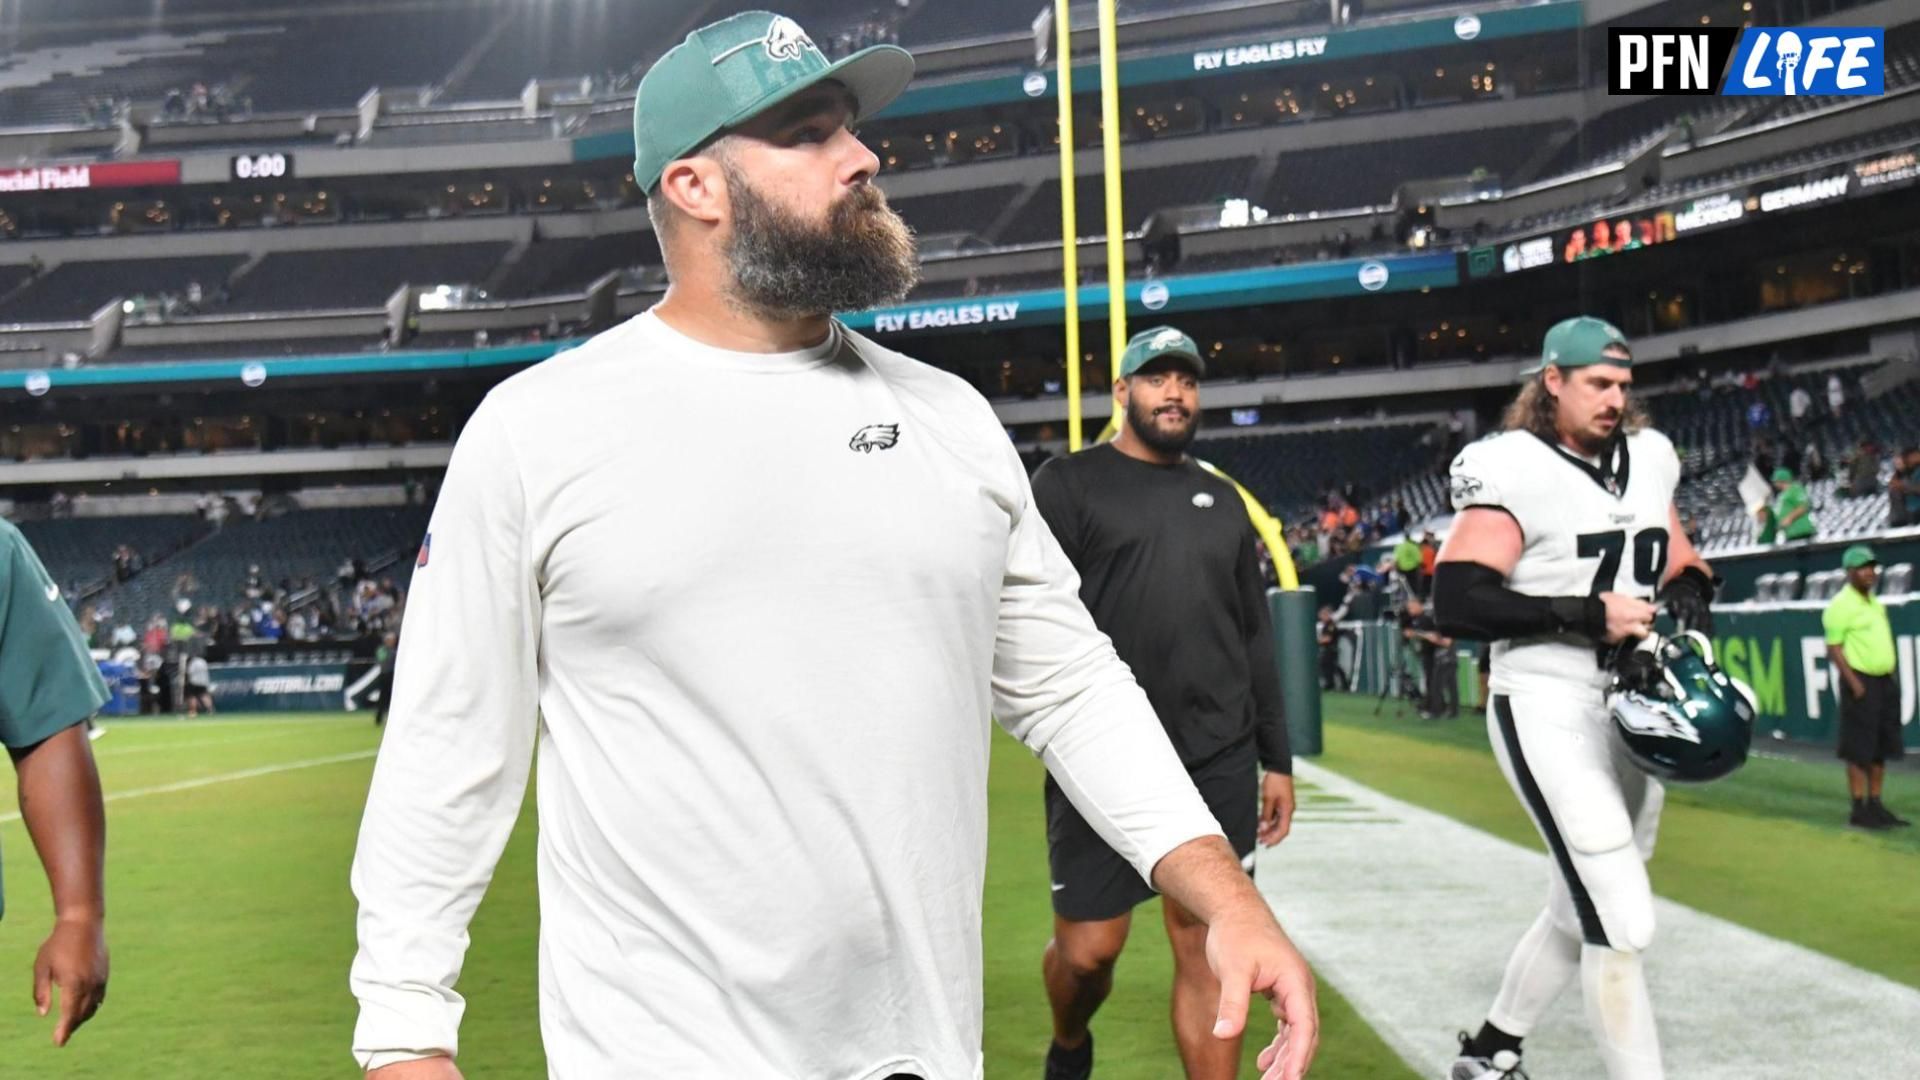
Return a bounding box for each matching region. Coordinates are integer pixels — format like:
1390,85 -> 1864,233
9,701 -> 1904,1077
0,714 -> 1414,1078
1317,693 -> 1920,988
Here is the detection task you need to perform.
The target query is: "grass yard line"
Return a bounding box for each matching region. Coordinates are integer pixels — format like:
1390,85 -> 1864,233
1265,759 -> 1920,1079
93,714 -> 366,730
91,728 -> 314,756
0,750 -> 377,824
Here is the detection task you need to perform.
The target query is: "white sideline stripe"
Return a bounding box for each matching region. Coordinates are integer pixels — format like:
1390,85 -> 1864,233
0,750 -> 376,824
92,729 -> 313,756
1259,761 -> 1920,1080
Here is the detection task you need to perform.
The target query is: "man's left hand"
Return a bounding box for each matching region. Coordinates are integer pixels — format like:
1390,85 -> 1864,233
1258,772 -> 1294,847
1207,912 -> 1318,1080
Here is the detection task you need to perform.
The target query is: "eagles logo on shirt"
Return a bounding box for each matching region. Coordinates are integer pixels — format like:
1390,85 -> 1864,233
849,424 -> 901,453
1451,475 -> 1484,502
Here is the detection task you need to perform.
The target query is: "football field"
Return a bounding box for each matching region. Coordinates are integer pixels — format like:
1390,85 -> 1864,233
0,697 -> 1912,1077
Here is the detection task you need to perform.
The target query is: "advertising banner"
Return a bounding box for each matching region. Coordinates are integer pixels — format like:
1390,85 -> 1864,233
1335,598 -> 1920,751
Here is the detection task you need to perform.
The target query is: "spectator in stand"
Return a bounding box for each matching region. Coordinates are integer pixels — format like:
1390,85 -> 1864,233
110,620 -> 136,649
1392,532 -> 1422,594
112,545 -> 135,583
256,606 -> 284,642
1746,397 -> 1771,433
142,614 -> 168,655
1292,527 -> 1320,568
1803,441 -> 1827,482
243,565 -> 266,602
1827,373 -> 1846,418
1889,447 -> 1920,529
1764,467 -> 1818,544
1846,440 -> 1881,500
1788,383 -> 1812,429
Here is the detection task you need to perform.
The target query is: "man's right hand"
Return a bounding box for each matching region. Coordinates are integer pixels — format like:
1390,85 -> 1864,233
1848,677 -> 1867,701
1599,593 -> 1658,644
368,1057 -> 462,1079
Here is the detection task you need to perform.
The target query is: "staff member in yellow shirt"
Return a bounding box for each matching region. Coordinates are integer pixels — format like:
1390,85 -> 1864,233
1822,545 -> 1909,830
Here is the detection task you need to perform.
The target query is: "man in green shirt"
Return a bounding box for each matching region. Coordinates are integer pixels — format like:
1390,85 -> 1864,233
1822,544 -> 1908,830
0,519 -> 111,1044
1392,534 -> 1423,593
1770,467 -> 1817,542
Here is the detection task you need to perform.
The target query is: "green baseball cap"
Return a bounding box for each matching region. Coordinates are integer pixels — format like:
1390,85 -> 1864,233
1119,326 -> 1207,378
632,12 -> 915,194
1524,316 -> 1632,375
1771,467 -> 1795,483
1843,544 -> 1879,570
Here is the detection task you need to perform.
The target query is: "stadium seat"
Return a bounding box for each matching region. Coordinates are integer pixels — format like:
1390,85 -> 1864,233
1883,563 -> 1913,597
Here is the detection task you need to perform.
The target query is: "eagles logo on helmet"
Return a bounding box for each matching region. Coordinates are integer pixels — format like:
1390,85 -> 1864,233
1608,631 -> 1757,783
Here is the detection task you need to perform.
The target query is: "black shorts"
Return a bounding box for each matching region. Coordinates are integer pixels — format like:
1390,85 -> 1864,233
1045,747 -> 1258,922
1838,673 -> 1904,767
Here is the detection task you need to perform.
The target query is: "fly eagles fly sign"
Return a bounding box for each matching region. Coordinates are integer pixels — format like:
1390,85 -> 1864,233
1607,26 -> 1883,95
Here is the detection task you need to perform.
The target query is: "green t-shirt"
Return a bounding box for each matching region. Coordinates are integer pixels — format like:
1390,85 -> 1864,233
1772,483 -> 1817,540
1393,538 -> 1422,573
0,521 -> 110,920
1823,585 -> 1895,676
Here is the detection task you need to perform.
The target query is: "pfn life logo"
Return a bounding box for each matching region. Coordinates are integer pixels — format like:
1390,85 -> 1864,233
1608,27 -> 1883,96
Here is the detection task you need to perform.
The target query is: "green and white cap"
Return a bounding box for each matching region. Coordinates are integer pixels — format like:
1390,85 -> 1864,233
1119,326 -> 1207,378
632,11 -> 915,193
1525,316 -> 1631,375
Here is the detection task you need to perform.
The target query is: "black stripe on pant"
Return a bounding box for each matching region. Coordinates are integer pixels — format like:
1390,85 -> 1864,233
1493,695 -> 1611,947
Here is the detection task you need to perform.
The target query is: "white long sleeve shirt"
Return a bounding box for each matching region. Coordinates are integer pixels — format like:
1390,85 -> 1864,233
349,311 -> 1223,1079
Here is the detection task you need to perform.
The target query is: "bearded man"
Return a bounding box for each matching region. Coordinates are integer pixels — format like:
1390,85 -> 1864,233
348,13 -> 1317,1080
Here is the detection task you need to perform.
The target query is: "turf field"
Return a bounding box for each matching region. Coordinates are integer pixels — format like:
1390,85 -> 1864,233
0,697 -> 1909,1077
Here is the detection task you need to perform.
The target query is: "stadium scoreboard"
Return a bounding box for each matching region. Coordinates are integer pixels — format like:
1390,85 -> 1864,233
231,152 -> 294,181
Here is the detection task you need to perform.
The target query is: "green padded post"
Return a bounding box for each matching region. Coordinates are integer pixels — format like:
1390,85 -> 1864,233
1269,587 -> 1324,757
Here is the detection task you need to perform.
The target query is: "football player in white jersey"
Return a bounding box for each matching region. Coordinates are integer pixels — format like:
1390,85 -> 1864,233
1432,317 -> 1716,1080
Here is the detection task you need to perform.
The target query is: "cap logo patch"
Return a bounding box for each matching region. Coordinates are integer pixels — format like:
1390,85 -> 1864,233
1150,329 -> 1186,351
764,16 -> 818,62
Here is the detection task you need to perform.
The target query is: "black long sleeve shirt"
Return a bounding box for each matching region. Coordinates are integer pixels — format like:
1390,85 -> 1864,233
1030,444 -> 1291,774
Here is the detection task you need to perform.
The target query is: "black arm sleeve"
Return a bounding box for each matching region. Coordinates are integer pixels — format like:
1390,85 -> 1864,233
1431,561 -> 1606,643
1236,529 -> 1290,775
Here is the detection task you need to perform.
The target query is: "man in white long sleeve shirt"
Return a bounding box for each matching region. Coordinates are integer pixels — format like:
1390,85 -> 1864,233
349,12 -> 1318,1080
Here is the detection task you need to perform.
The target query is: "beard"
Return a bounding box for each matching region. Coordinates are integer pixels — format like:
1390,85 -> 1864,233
1125,394 -> 1198,455
722,170 -> 920,318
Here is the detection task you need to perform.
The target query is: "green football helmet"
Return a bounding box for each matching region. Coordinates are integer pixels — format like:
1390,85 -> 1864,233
1608,631 -> 1756,783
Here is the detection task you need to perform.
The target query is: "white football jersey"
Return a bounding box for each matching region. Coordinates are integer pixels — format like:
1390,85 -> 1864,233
1449,426 -> 1682,694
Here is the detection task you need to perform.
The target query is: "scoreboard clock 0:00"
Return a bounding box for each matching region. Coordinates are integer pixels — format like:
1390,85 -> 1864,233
231,152 -> 292,181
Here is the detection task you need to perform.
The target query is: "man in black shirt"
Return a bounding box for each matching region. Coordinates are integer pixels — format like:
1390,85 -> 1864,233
1031,326 -> 1295,1080
1399,595 -> 1457,719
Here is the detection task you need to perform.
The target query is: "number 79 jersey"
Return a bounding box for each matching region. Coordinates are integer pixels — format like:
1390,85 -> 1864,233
1449,426 -> 1682,694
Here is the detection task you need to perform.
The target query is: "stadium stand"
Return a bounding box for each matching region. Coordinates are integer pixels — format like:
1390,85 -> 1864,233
81,505 -> 428,631
0,255 -> 245,324
492,233 -> 661,299
1195,421 -> 1437,524
890,185 -> 1027,239
226,243 -> 509,312
15,514 -> 207,597
1002,156 -> 1258,242
1261,124 -> 1564,214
